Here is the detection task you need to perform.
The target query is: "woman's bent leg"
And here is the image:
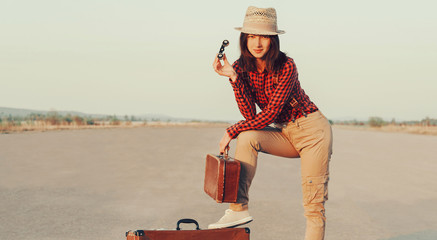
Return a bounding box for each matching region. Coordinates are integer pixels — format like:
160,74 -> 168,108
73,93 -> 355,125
209,126 -> 299,229
234,126 -> 299,206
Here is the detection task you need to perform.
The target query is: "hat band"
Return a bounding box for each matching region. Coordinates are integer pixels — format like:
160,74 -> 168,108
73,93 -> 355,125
242,22 -> 277,34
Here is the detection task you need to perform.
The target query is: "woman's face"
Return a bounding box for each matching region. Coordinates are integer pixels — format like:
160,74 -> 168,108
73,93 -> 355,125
247,34 -> 271,59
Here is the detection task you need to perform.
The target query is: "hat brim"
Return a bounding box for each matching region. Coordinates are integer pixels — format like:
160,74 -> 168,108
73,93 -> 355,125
235,27 -> 285,35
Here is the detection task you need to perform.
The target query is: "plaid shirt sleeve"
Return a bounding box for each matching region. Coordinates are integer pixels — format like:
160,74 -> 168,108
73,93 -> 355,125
229,62 -> 256,121
226,59 -> 297,139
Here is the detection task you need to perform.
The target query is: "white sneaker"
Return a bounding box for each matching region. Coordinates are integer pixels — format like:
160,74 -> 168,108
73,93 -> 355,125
208,209 -> 253,229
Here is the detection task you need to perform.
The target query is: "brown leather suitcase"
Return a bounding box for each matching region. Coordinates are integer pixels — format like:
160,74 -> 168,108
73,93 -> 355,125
126,219 -> 250,240
204,153 -> 241,203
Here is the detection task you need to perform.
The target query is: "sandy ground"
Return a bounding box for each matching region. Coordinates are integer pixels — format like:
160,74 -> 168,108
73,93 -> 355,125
1,126 -> 437,240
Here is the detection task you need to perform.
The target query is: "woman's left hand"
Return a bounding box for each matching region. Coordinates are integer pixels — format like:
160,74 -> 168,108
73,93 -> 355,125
213,54 -> 237,82
219,131 -> 232,154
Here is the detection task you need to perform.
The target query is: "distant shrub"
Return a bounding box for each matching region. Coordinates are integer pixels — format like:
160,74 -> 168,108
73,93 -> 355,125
27,113 -> 44,121
111,120 -> 120,125
421,117 -> 437,126
73,116 -> 84,125
369,116 -> 385,127
46,111 -> 60,125
86,119 -> 95,125
108,115 -> 120,125
46,116 -> 60,125
64,115 -> 73,125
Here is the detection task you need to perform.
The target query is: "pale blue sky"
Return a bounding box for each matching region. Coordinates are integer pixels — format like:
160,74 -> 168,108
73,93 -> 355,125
1,0 -> 436,121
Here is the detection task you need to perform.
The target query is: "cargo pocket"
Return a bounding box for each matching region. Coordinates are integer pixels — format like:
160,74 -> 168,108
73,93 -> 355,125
302,175 -> 329,205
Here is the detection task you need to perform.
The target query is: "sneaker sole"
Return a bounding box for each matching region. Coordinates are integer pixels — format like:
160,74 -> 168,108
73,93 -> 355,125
207,217 -> 253,229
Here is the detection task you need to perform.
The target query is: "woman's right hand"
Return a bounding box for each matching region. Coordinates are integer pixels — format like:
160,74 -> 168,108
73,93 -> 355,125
212,53 -> 237,82
219,131 -> 232,154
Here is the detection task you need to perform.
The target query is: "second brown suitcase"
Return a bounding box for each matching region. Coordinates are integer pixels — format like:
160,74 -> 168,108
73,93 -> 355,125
126,219 -> 250,240
204,153 -> 241,203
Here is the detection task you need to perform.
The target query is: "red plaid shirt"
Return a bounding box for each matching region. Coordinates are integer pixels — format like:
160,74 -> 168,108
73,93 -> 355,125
226,57 -> 318,139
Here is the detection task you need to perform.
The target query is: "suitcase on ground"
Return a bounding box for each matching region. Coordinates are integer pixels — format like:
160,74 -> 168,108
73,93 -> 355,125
126,218 -> 250,240
204,153 -> 241,203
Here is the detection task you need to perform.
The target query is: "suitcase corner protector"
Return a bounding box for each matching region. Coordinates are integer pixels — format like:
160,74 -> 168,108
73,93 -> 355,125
126,230 -> 144,237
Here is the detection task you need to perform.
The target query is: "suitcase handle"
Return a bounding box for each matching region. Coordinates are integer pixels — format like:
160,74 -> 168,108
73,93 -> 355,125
219,146 -> 230,159
176,218 -> 200,230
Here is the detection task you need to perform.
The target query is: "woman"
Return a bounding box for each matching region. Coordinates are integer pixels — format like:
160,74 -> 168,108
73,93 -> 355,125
210,6 -> 333,240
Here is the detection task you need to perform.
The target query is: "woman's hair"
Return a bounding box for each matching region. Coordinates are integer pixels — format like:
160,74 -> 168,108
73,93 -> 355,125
238,33 -> 288,73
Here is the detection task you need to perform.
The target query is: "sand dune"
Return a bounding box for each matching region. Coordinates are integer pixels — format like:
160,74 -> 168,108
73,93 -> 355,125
1,126 -> 436,240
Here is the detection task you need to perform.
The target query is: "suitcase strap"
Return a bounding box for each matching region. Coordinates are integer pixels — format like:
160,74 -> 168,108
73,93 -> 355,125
176,218 -> 200,230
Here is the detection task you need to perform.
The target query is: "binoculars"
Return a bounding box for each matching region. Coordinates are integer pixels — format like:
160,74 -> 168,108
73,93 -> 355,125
217,40 -> 229,60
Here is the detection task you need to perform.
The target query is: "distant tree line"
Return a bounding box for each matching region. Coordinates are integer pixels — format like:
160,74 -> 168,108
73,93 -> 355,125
0,111 -> 146,128
334,117 -> 437,128
3,111 -> 435,129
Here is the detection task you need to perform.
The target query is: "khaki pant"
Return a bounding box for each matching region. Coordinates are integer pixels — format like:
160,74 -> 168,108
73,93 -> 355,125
231,111 -> 333,240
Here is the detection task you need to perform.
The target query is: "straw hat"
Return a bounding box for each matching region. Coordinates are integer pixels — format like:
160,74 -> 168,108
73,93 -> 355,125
235,6 -> 285,35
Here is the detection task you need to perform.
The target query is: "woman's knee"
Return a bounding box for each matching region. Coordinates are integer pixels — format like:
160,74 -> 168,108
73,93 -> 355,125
236,130 -> 261,151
